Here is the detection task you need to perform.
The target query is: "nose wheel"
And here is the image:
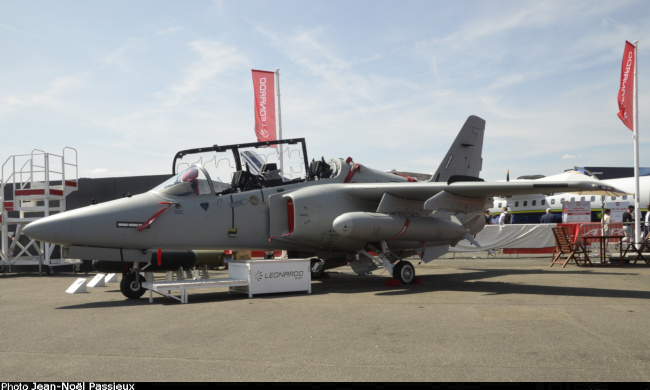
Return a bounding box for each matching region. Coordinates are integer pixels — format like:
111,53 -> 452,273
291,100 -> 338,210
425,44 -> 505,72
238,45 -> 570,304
310,258 -> 325,279
120,272 -> 146,299
393,260 -> 415,285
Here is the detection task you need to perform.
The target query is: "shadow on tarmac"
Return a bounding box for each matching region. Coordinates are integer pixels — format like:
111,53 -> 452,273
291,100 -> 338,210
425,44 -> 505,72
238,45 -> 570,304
53,265 -> 650,309
373,267 -> 650,299
310,266 -> 650,299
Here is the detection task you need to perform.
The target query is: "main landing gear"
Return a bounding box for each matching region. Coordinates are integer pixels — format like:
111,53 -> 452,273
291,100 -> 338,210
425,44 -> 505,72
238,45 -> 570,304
366,240 -> 417,285
392,260 -> 416,285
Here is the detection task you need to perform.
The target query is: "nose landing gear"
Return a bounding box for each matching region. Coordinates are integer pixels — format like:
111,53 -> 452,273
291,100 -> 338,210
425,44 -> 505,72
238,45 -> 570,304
120,272 -> 146,299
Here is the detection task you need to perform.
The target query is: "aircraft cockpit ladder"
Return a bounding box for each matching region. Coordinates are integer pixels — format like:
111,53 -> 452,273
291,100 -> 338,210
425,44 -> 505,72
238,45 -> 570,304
0,148 -> 79,274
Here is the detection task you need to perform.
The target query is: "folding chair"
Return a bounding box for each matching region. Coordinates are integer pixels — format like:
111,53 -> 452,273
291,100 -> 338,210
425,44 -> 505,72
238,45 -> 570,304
550,226 -> 593,268
622,239 -> 650,265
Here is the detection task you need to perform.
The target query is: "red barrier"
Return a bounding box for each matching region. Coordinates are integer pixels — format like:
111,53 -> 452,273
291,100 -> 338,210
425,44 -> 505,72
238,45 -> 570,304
502,223 -> 624,255
562,222 -> 625,247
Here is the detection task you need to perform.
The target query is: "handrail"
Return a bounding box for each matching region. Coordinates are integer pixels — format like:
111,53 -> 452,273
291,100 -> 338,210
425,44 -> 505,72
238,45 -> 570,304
0,148 -> 79,213
63,147 -> 78,184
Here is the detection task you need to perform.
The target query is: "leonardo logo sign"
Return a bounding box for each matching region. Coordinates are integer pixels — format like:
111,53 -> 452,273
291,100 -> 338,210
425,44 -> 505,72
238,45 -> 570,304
256,270 -> 304,280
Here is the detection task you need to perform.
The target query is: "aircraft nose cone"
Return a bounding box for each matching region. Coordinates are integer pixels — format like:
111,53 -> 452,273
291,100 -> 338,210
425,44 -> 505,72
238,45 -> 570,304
23,215 -> 72,245
22,192 -> 169,248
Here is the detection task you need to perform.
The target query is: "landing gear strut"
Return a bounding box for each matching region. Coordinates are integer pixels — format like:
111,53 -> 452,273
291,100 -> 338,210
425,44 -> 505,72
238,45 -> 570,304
367,240 -> 417,285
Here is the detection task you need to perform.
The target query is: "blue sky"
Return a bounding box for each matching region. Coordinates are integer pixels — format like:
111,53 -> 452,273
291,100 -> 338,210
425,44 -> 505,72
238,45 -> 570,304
1,0 -> 649,181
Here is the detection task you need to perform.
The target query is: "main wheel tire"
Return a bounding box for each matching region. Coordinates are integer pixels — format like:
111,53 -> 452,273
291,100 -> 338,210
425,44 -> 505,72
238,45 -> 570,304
393,261 -> 415,285
120,272 -> 146,299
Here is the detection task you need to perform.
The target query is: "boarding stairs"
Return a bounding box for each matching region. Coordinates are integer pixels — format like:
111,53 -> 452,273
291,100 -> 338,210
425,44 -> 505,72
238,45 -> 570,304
0,148 -> 79,274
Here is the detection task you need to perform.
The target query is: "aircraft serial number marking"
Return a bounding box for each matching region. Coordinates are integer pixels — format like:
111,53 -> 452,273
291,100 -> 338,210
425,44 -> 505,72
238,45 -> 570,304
230,199 -> 249,208
117,222 -> 144,228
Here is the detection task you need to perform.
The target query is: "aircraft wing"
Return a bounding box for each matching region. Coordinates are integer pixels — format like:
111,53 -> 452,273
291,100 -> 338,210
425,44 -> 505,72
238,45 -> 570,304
343,180 -> 627,202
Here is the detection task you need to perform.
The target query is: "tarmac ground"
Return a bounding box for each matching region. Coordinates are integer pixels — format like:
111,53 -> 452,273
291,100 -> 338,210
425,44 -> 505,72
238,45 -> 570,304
2,255 -> 650,382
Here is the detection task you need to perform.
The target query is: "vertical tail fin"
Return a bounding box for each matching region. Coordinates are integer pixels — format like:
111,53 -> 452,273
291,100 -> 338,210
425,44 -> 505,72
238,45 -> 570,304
429,115 -> 485,182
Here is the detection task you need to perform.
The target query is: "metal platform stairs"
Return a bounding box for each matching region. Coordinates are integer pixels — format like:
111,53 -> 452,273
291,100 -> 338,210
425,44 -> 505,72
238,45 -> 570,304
1,148 -> 78,274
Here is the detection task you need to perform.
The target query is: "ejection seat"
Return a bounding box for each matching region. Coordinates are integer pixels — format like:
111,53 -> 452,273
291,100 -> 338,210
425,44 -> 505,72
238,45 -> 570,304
258,163 -> 283,188
308,158 -> 333,180
230,169 -> 255,192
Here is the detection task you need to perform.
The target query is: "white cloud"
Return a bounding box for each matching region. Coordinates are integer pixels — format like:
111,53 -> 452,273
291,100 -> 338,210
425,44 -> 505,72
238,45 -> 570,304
156,26 -> 184,35
0,74 -> 85,115
100,38 -> 149,73
157,40 -> 248,107
0,22 -> 39,39
85,168 -> 108,176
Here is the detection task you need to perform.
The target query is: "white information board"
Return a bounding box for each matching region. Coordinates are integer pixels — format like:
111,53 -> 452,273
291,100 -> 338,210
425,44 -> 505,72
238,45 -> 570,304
228,259 -> 311,297
605,201 -> 630,222
562,200 -> 591,223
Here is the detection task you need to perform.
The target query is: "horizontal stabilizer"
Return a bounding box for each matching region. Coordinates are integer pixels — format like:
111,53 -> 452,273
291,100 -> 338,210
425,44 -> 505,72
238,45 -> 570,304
448,175 -> 484,185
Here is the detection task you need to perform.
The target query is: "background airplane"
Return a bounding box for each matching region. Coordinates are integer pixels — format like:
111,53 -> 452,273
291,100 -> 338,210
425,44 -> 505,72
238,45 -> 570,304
23,115 -> 625,299
490,171 -> 647,224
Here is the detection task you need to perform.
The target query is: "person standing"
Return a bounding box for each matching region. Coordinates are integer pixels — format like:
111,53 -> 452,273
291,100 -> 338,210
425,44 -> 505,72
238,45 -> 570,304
602,209 -> 612,235
602,208 -> 612,252
484,209 -> 492,225
499,206 -> 510,227
623,205 -> 635,242
642,204 -> 650,240
540,208 -> 555,223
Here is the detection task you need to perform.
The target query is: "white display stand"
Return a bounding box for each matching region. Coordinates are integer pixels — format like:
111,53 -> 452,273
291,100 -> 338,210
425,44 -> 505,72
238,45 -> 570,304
87,274 -> 106,287
66,278 -> 87,294
142,259 -> 311,304
143,278 -> 250,304
228,259 -> 311,298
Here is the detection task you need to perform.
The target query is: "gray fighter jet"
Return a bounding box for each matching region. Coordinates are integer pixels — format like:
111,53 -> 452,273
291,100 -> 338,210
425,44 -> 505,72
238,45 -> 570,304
23,115 -> 624,298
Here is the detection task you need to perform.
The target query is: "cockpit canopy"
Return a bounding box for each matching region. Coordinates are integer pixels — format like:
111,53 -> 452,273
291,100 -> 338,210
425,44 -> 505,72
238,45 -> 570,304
154,138 -> 405,197
165,138 -> 313,195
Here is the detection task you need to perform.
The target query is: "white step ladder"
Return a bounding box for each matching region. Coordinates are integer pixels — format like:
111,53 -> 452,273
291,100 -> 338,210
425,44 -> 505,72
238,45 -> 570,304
0,148 -> 79,274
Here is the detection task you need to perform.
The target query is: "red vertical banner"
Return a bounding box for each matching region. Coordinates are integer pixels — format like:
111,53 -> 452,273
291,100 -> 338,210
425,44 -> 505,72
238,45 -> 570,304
617,41 -> 636,131
252,69 -> 277,144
